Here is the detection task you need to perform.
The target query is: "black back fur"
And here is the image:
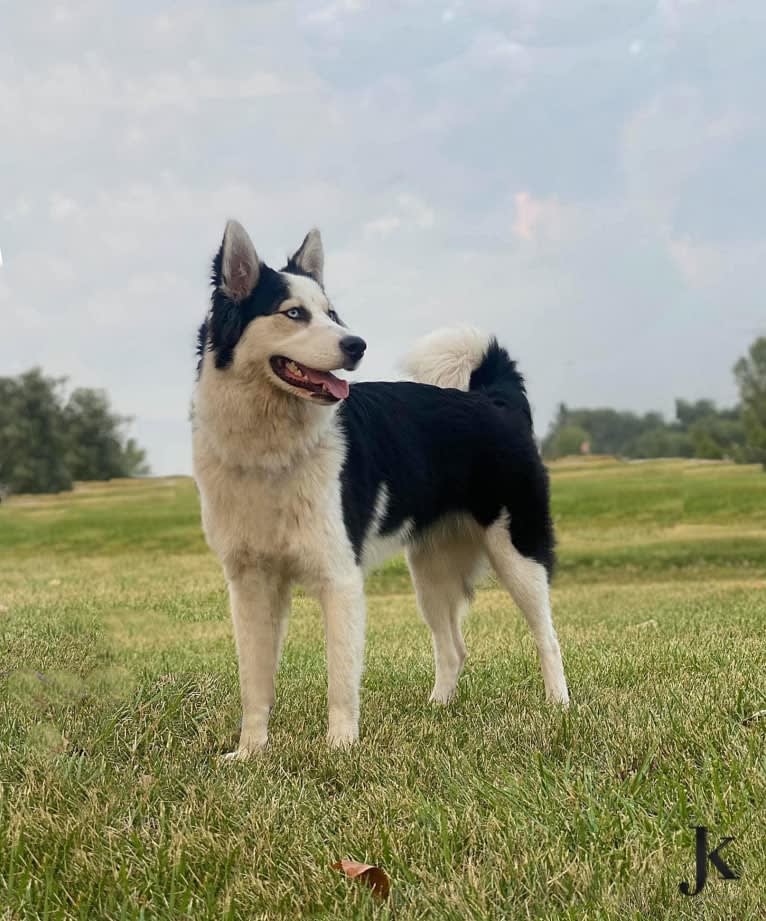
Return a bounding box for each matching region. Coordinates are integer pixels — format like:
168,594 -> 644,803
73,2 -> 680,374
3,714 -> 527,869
339,342 -> 555,576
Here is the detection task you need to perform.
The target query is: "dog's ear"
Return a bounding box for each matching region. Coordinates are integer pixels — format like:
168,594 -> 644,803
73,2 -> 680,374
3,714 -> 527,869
287,228 -> 324,285
218,220 -> 260,301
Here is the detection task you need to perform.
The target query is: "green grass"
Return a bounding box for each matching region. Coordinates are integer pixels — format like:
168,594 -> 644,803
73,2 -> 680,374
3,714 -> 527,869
1,459 -> 765,919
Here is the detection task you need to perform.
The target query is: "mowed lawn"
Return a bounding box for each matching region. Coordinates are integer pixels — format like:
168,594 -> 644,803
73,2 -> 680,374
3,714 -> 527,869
1,459 -> 765,920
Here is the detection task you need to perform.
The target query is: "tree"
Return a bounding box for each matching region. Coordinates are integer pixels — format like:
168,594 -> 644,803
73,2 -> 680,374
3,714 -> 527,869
546,424 -> 591,458
121,437 -> 151,478
629,427 -> 693,459
734,337 -> 766,468
0,369 -> 149,495
0,370 -> 72,494
63,388 -> 149,481
675,399 -> 719,428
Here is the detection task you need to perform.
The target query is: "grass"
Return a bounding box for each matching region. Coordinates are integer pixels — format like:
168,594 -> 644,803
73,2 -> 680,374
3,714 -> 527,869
1,458 -> 765,919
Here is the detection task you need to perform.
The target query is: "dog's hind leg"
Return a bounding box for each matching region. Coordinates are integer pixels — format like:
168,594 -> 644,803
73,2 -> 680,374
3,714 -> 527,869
407,530 -> 483,705
484,520 -> 569,706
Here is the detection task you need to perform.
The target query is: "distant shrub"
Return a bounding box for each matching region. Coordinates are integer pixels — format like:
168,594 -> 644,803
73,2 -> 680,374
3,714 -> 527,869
0,368 -> 149,495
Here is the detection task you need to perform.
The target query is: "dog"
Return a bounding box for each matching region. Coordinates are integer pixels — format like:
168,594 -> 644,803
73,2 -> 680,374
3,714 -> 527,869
192,220 -> 569,757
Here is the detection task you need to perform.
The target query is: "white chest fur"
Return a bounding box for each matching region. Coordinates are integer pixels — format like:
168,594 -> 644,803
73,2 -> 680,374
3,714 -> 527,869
193,422 -> 354,586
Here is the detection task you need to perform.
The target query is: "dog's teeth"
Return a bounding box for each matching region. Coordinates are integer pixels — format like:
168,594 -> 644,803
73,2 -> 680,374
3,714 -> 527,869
286,361 -> 302,376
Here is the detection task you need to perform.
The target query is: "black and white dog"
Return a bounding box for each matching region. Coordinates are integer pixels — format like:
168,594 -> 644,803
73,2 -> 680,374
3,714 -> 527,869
192,220 -> 568,757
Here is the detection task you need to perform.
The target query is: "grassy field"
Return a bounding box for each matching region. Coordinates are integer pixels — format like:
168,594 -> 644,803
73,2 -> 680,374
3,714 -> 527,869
1,458 -> 765,919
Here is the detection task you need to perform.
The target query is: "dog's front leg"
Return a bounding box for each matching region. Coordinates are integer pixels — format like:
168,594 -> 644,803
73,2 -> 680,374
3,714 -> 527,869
320,571 -> 366,747
224,566 -> 290,759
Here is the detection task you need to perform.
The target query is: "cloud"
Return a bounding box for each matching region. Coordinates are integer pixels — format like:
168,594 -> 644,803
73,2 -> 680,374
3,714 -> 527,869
667,234 -> 766,292
303,0 -> 364,26
49,195 -> 82,222
512,192 -> 565,243
364,194 -> 436,238
0,59 -> 295,122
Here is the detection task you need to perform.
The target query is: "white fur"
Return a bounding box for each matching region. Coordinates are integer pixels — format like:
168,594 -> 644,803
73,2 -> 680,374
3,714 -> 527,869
359,483 -> 414,571
484,515 -> 569,706
193,384 -> 365,751
284,273 -> 334,319
401,326 -> 491,391
406,516 -> 486,704
193,246 -> 365,753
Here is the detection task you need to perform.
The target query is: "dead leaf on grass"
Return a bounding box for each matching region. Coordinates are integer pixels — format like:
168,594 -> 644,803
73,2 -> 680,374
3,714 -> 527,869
332,859 -> 390,900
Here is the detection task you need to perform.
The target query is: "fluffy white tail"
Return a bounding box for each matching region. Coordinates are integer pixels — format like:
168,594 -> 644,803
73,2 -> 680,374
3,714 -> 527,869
401,327 -> 491,391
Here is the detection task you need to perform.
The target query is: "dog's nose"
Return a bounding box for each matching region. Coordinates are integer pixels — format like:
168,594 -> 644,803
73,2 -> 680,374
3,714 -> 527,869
340,335 -> 367,364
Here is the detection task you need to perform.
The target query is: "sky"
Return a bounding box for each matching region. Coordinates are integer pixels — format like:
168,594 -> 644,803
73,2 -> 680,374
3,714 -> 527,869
2,0 -> 765,475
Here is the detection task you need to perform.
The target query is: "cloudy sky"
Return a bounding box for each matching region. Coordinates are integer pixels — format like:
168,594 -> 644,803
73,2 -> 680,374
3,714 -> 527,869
2,0 -> 764,474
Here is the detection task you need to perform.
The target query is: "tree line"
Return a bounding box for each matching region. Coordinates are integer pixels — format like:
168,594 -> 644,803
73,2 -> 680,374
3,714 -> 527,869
543,336 -> 766,467
0,368 -> 149,496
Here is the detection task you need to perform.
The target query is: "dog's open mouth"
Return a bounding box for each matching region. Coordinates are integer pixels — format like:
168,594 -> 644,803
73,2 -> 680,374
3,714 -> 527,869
270,356 -> 350,402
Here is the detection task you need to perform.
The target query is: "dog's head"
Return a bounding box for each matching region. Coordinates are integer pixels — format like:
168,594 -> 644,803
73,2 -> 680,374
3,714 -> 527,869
198,220 -> 365,404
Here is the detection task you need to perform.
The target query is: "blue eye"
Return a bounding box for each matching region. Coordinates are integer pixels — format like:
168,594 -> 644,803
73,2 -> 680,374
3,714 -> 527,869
285,307 -> 302,320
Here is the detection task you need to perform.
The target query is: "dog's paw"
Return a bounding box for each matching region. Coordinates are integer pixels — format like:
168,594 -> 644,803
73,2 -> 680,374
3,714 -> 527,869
327,708 -> 359,748
219,735 -> 267,762
429,685 -> 457,706
327,733 -> 357,749
327,725 -> 358,749
546,686 -> 570,709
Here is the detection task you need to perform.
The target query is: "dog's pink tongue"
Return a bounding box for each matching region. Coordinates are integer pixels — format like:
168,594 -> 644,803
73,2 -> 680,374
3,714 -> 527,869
305,368 -> 349,400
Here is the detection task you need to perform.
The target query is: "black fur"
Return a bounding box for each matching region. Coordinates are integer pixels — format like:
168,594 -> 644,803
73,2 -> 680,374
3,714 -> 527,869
469,338 -> 533,427
196,318 -> 209,376
201,244 -> 291,371
339,346 -> 555,576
